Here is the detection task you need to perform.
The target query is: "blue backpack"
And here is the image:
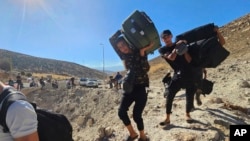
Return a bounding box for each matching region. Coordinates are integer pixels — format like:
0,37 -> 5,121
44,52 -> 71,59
0,88 -> 74,141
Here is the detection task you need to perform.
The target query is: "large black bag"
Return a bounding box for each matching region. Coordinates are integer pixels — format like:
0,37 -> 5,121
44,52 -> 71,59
175,23 -> 216,44
200,37 -> 230,68
0,88 -> 74,141
175,23 -> 230,68
188,37 -> 230,68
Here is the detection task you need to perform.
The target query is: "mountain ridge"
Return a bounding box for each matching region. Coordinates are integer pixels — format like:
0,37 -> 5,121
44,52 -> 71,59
0,49 -> 104,79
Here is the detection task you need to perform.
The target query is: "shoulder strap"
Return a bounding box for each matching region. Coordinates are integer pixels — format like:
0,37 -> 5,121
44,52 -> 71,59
0,88 -> 27,133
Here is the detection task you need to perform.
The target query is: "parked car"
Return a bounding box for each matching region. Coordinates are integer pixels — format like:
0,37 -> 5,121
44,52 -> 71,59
86,79 -> 98,88
79,78 -> 88,86
97,79 -> 103,85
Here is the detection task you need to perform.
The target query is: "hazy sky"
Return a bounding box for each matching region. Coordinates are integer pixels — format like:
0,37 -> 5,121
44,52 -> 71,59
0,0 -> 249,71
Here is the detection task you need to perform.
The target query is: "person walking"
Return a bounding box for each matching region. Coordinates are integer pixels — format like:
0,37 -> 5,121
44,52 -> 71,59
70,77 -> 75,89
39,77 -> 45,90
158,29 -> 197,125
8,78 -> 14,87
114,72 -> 123,89
113,36 -> 154,141
16,74 -> 22,91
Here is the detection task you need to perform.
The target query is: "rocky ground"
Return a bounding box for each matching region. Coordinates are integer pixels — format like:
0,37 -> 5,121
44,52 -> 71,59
20,51 -> 250,141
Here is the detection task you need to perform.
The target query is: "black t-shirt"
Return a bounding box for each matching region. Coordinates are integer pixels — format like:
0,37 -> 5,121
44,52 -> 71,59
158,45 -> 195,80
16,75 -> 22,83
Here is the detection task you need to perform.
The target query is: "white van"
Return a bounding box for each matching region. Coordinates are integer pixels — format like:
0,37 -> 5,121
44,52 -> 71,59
79,78 -> 88,86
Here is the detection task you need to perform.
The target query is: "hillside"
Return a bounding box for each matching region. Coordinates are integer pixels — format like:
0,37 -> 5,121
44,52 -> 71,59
1,13 -> 250,141
0,49 -> 104,79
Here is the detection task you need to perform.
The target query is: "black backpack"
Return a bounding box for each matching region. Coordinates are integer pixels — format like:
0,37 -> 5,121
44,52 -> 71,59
0,88 -> 74,141
201,79 -> 214,95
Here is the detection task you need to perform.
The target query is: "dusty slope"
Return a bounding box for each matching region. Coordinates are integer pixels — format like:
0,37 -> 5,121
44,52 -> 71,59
23,55 -> 250,141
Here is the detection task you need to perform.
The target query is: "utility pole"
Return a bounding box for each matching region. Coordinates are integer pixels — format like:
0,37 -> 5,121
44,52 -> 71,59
100,43 -> 105,84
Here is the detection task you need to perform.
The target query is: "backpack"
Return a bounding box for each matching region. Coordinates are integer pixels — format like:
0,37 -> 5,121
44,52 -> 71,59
0,88 -> 74,141
201,79 -> 214,95
162,72 -> 171,85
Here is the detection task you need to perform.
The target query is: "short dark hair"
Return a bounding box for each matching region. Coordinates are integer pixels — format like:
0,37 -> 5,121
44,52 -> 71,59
161,30 -> 172,38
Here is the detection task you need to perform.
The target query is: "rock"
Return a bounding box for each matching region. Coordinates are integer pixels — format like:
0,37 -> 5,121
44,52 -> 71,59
76,116 -> 86,126
86,118 -> 94,127
104,127 -> 114,137
238,80 -> 250,88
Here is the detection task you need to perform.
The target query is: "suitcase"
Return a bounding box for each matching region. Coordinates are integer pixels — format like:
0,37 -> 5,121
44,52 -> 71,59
188,37 -> 230,68
199,37 -> 230,68
121,10 -> 161,54
109,30 -> 126,59
175,23 -> 217,44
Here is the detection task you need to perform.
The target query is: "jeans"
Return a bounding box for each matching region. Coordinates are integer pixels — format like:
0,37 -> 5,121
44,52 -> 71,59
166,77 -> 196,114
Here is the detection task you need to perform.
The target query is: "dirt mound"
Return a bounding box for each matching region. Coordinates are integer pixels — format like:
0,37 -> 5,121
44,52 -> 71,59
22,56 -> 250,141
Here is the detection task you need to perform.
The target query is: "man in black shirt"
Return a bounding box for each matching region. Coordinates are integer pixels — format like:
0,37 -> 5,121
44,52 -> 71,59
16,74 -> 22,90
158,30 -> 196,124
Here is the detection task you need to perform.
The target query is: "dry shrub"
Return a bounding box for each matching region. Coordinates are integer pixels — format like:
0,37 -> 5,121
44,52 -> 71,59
32,73 -> 71,80
149,63 -> 170,74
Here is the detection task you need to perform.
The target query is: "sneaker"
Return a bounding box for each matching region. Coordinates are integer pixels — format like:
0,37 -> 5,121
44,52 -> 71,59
186,115 -> 194,123
125,135 -> 138,141
159,120 -> 170,126
138,137 -> 150,141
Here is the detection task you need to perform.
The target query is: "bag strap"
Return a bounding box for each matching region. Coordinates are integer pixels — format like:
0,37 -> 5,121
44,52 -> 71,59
0,88 -> 27,133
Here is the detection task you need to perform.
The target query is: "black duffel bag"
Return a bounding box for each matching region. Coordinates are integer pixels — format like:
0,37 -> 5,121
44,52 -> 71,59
188,36 -> 230,68
175,23 -> 216,44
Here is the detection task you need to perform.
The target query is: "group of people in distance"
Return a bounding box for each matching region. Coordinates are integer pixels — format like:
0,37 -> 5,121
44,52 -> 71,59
112,26 -> 225,141
109,72 -> 123,90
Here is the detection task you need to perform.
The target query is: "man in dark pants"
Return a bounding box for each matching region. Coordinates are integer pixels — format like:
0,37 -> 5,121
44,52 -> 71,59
16,74 -> 22,91
158,30 -> 197,124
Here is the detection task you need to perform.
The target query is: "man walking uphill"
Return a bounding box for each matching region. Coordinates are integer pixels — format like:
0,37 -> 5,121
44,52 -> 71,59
158,29 -> 197,125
